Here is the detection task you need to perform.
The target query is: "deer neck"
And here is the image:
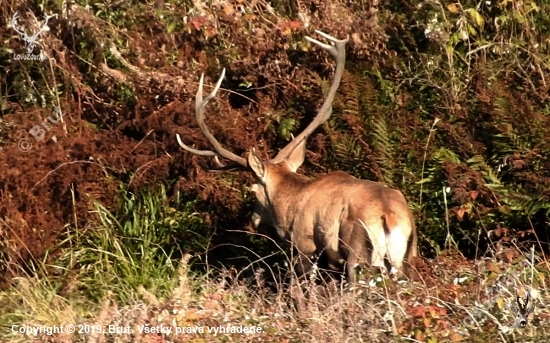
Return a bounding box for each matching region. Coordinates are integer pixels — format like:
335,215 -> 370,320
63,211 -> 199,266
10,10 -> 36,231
265,171 -> 309,228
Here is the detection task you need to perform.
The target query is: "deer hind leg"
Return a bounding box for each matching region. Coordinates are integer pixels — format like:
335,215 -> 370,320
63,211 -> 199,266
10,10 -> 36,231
357,219 -> 388,274
383,219 -> 410,278
344,223 -> 373,282
371,229 -> 389,274
386,230 -> 408,274
319,224 -> 345,272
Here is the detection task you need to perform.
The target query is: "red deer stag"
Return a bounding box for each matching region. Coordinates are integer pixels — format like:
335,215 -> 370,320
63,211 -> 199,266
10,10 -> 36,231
177,30 -> 418,282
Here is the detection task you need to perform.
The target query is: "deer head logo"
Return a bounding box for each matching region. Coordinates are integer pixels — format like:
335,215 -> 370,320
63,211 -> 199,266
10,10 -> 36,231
510,293 -> 535,328
11,11 -> 51,54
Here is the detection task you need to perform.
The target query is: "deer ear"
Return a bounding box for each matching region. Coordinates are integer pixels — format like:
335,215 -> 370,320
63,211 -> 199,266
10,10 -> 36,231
285,138 -> 306,172
248,148 -> 266,181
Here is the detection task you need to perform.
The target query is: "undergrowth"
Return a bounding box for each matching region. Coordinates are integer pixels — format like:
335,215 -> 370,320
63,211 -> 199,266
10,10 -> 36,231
1,0 -> 550,341
1,185 -> 550,342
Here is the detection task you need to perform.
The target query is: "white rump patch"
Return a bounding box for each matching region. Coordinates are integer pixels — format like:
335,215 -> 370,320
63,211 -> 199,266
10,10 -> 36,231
358,218 -> 409,271
386,228 -> 408,269
358,219 -> 387,270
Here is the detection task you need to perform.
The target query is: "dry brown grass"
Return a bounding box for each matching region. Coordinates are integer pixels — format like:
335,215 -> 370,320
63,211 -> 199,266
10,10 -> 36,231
2,249 -> 550,342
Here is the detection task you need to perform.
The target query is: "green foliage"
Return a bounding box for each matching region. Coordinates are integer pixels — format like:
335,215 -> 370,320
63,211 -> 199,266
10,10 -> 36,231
310,0 -> 550,256
277,117 -> 297,141
58,184 -> 210,303
370,114 -> 398,186
0,182 -> 214,341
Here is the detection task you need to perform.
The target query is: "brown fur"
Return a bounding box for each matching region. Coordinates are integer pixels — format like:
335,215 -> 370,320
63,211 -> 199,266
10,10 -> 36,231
249,143 -> 418,282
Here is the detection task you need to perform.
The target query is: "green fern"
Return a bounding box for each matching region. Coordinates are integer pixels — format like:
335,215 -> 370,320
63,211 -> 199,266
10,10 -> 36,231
467,155 -> 503,187
371,114 -> 396,185
435,147 -> 462,164
492,97 -> 532,152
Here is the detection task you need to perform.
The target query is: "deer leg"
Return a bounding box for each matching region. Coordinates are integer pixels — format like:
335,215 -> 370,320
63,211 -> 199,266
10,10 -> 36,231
344,224 -> 373,282
292,252 -> 314,276
360,221 -> 387,275
384,224 -> 410,278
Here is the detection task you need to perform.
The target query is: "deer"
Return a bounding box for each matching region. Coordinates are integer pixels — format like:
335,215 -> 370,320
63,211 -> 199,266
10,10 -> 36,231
176,30 -> 418,282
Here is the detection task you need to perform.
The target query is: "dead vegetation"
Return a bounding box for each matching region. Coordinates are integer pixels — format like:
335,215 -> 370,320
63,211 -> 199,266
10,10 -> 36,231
1,0 -> 550,341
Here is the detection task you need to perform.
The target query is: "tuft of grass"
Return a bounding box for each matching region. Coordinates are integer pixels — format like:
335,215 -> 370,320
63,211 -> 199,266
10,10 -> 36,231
0,183 -> 211,340
72,183 -> 210,302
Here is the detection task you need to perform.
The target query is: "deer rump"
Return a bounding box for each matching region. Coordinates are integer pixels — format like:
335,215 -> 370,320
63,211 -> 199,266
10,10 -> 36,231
267,172 -> 416,280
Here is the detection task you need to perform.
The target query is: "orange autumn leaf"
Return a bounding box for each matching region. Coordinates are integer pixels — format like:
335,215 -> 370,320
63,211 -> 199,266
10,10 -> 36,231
288,20 -> 302,29
223,5 -> 235,16
409,305 -> 426,317
450,331 -> 465,341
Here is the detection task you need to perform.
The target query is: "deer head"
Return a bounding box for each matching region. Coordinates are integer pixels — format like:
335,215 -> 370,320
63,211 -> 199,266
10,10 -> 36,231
176,30 -> 348,230
511,293 -> 535,328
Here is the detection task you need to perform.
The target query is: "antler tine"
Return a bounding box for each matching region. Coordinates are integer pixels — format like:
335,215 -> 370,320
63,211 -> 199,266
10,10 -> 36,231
176,68 -> 248,168
11,11 -> 25,37
305,30 -> 347,58
270,30 -> 349,164
176,135 -> 217,157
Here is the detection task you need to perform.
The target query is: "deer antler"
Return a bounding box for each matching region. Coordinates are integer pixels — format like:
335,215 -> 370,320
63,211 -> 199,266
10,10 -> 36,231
176,68 -> 249,170
11,11 -> 28,39
177,30 -> 348,171
270,30 -> 349,164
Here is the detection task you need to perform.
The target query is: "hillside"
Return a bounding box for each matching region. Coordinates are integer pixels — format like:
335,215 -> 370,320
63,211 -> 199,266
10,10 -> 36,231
1,0 -> 550,341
